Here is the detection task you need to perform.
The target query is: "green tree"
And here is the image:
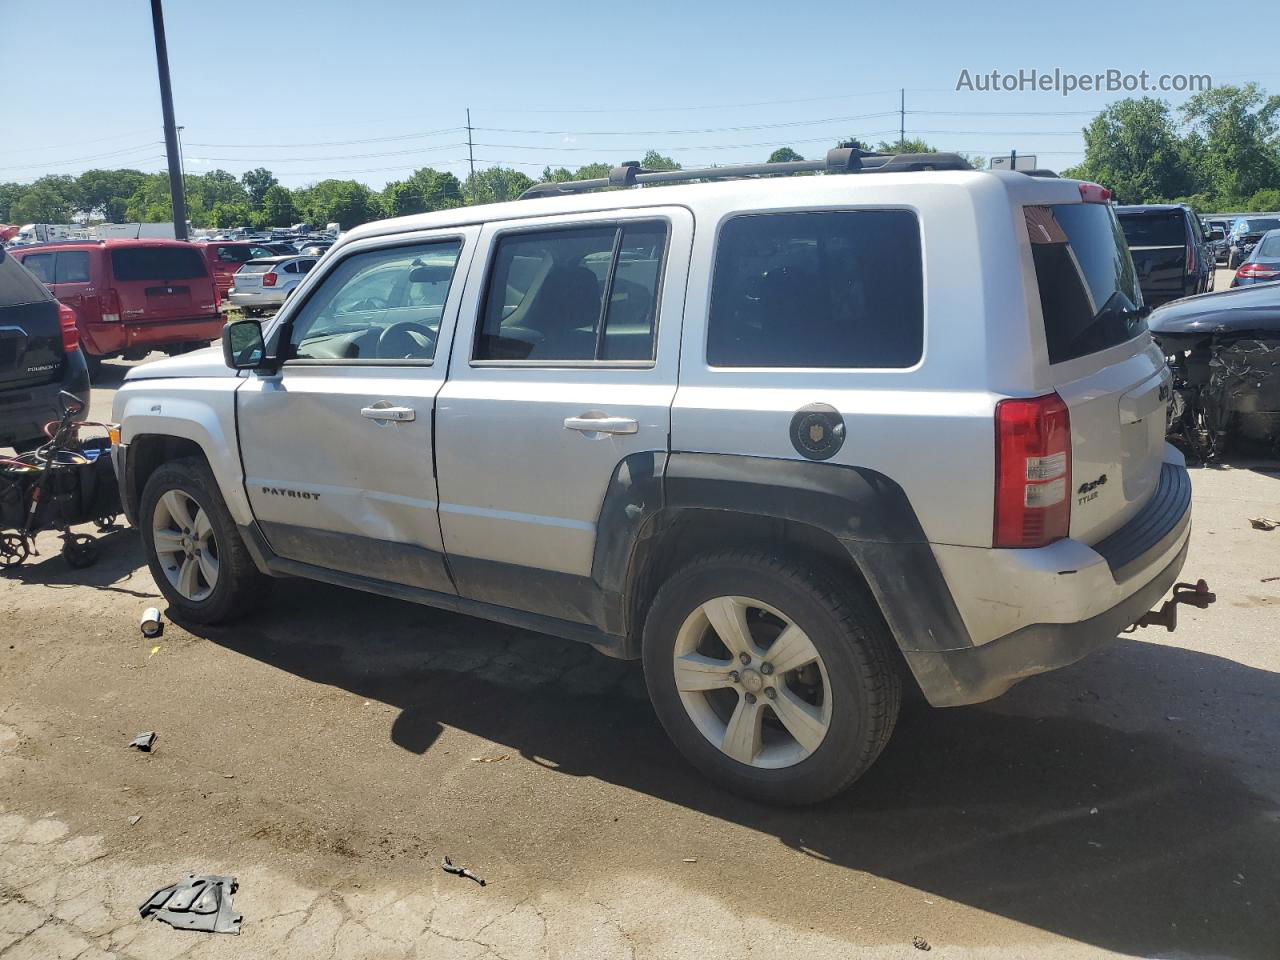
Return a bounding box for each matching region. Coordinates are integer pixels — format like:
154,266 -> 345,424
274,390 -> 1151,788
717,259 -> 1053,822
300,179 -> 382,229
383,168 -> 465,217
9,176 -> 79,223
1180,83 -> 1280,203
209,200 -> 253,228
0,182 -> 27,223
241,168 -> 277,209
260,184 -> 297,227
767,148 -> 804,163
464,167 -> 534,205
1064,97 -> 1194,204
124,173 -> 174,222
876,138 -> 937,154
76,168 -> 145,221
185,169 -> 248,226
1246,187 -> 1280,212
640,150 -> 680,171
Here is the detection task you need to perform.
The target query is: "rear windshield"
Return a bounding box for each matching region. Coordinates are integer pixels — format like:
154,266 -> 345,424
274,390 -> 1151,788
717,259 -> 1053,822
1256,233 -> 1280,258
1116,211 -> 1186,247
1026,203 -> 1144,365
237,262 -> 274,274
110,247 -> 207,282
214,245 -> 255,263
1241,218 -> 1280,235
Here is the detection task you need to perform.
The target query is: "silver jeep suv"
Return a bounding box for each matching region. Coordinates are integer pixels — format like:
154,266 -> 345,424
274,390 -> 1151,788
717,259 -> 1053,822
112,150 -> 1198,804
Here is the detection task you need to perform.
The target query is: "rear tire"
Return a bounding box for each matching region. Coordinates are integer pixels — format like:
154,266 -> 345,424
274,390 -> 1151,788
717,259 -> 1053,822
140,456 -> 265,624
642,549 -> 901,805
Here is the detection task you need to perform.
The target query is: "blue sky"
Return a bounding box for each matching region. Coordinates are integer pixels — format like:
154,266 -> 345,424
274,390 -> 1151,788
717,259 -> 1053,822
1,0 -> 1269,189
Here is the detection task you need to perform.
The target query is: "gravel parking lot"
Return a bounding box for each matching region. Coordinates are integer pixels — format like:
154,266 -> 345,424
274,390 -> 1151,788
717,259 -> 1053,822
2,271 -> 1278,959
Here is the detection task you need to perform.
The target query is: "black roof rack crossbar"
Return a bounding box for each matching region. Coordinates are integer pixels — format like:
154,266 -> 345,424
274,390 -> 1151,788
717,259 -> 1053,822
518,148 -> 972,200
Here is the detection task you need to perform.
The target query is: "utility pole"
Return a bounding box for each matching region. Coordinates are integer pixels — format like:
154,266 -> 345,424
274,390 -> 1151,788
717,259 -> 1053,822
899,88 -> 905,149
149,0 -> 188,240
465,108 -> 476,205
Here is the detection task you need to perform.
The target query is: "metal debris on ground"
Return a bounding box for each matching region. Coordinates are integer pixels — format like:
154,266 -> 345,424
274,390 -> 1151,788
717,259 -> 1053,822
912,936 -> 932,951
128,731 -> 157,752
469,754 -> 509,763
128,815 -> 142,826
140,607 -> 164,638
441,855 -> 486,886
1249,517 -> 1279,531
1263,576 -> 1280,583
138,874 -> 242,935
682,858 -> 698,863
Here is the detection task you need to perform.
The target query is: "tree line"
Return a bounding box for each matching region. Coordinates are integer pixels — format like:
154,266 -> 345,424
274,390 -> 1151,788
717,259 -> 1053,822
4,83 -> 1279,230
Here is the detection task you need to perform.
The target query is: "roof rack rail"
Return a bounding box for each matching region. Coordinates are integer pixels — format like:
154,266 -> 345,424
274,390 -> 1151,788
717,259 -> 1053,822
518,147 -> 973,200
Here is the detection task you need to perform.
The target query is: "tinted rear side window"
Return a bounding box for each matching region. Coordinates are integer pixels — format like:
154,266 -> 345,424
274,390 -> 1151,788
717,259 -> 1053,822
55,251 -> 90,283
22,253 -> 54,284
215,245 -> 254,263
1116,211 -> 1185,247
707,211 -> 923,368
1026,203 -> 1144,364
110,247 -> 207,281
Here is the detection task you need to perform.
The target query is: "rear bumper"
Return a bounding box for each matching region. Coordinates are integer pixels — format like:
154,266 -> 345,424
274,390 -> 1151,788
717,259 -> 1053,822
227,289 -> 286,309
0,350 -> 90,447
90,317 -> 223,357
909,448 -> 1193,707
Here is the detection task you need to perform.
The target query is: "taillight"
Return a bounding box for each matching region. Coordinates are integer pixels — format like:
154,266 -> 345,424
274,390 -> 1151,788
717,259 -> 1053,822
100,288 -> 122,323
262,272 -> 278,287
994,393 -> 1072,548
1236,262 -> 1279,281
1078,182 -> 1111,204
1186,241 -> 1195,276
213,284 -> 222,309
57,302 -> 79,352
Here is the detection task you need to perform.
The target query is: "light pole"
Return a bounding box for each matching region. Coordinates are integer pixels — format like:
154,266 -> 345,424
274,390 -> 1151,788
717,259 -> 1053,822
150,0 -> 189,239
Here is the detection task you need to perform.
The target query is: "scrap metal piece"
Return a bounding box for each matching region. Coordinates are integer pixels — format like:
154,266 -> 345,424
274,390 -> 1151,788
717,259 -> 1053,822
139,874 -> 241,935
128,731 -> 157,752
441,855 -> 486,886
1250,517 -> 1279,531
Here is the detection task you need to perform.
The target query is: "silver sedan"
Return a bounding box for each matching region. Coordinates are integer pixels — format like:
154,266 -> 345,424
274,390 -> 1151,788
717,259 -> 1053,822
227,255 -> 318,316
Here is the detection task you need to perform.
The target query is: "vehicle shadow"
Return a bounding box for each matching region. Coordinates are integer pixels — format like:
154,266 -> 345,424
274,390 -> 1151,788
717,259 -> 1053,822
185,577 -> 1280,959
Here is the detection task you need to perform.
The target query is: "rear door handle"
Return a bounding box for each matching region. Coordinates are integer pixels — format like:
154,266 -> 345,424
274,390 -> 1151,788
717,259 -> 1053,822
564,414 -> 639,435
361,404 -> 416,422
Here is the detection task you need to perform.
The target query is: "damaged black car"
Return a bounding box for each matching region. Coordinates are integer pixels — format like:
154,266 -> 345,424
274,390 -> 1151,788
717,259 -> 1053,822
1150,283 -> 1280,460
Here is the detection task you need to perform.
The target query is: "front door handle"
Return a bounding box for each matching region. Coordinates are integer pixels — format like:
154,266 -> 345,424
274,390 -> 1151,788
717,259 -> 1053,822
361,403 -> 416,422
564,414 -> 639,435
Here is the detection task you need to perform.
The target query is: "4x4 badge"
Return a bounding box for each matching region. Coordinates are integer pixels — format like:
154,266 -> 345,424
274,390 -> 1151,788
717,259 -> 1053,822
790,404 -> 845,461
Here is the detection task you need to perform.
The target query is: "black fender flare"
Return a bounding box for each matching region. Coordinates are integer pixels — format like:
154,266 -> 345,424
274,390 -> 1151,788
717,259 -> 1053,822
590,451 -> 973,657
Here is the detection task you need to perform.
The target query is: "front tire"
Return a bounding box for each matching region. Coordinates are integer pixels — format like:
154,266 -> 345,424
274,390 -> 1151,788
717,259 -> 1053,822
140,457 -> 265,624
642,550 -> 901,805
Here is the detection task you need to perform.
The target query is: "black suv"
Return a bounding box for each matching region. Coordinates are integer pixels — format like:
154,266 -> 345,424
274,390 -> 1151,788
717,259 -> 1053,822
0,246 -> 89,450
1115,204 -> 1213,307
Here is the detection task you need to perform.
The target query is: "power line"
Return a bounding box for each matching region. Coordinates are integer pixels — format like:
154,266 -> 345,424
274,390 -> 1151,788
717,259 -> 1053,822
0,141 -> 165,171
0,129 -> 157,158
186,126 -> 466,149
192,143 -> 469,163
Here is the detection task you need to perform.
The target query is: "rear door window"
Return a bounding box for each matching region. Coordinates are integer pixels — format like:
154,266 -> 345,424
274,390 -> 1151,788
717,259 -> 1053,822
1025,203 -> 1144,365
22,253 -> 54,284
54,251 -> 90,283
707,210 -> 923,368
110,247 -> 207,281
1116,211 -> 1186,247
475,221 -> 668,363
216,245 -> 253,263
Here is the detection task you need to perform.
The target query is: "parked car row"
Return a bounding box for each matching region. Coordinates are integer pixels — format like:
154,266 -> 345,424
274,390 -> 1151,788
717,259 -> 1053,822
1114,204 -> 1214,308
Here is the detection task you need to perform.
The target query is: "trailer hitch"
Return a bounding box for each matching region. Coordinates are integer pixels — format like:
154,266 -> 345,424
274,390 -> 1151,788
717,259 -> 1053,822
1131,579 -> 1216,632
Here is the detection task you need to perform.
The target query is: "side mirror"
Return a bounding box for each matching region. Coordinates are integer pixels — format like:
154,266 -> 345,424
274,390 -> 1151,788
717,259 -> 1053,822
59,390 -> 86,416
222,317 -> 268,371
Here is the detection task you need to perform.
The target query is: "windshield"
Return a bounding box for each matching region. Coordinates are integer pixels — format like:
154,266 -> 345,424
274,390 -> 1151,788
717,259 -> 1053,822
1243,218 -> 1280,235
1026,203 -> 1144,364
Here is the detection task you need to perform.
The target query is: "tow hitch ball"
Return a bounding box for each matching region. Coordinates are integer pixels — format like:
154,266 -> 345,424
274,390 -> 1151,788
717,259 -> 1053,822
1133,580 -> 1216,632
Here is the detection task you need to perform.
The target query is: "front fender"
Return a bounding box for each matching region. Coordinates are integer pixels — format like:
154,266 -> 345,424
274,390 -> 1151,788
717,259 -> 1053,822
113,377 -> 251,525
